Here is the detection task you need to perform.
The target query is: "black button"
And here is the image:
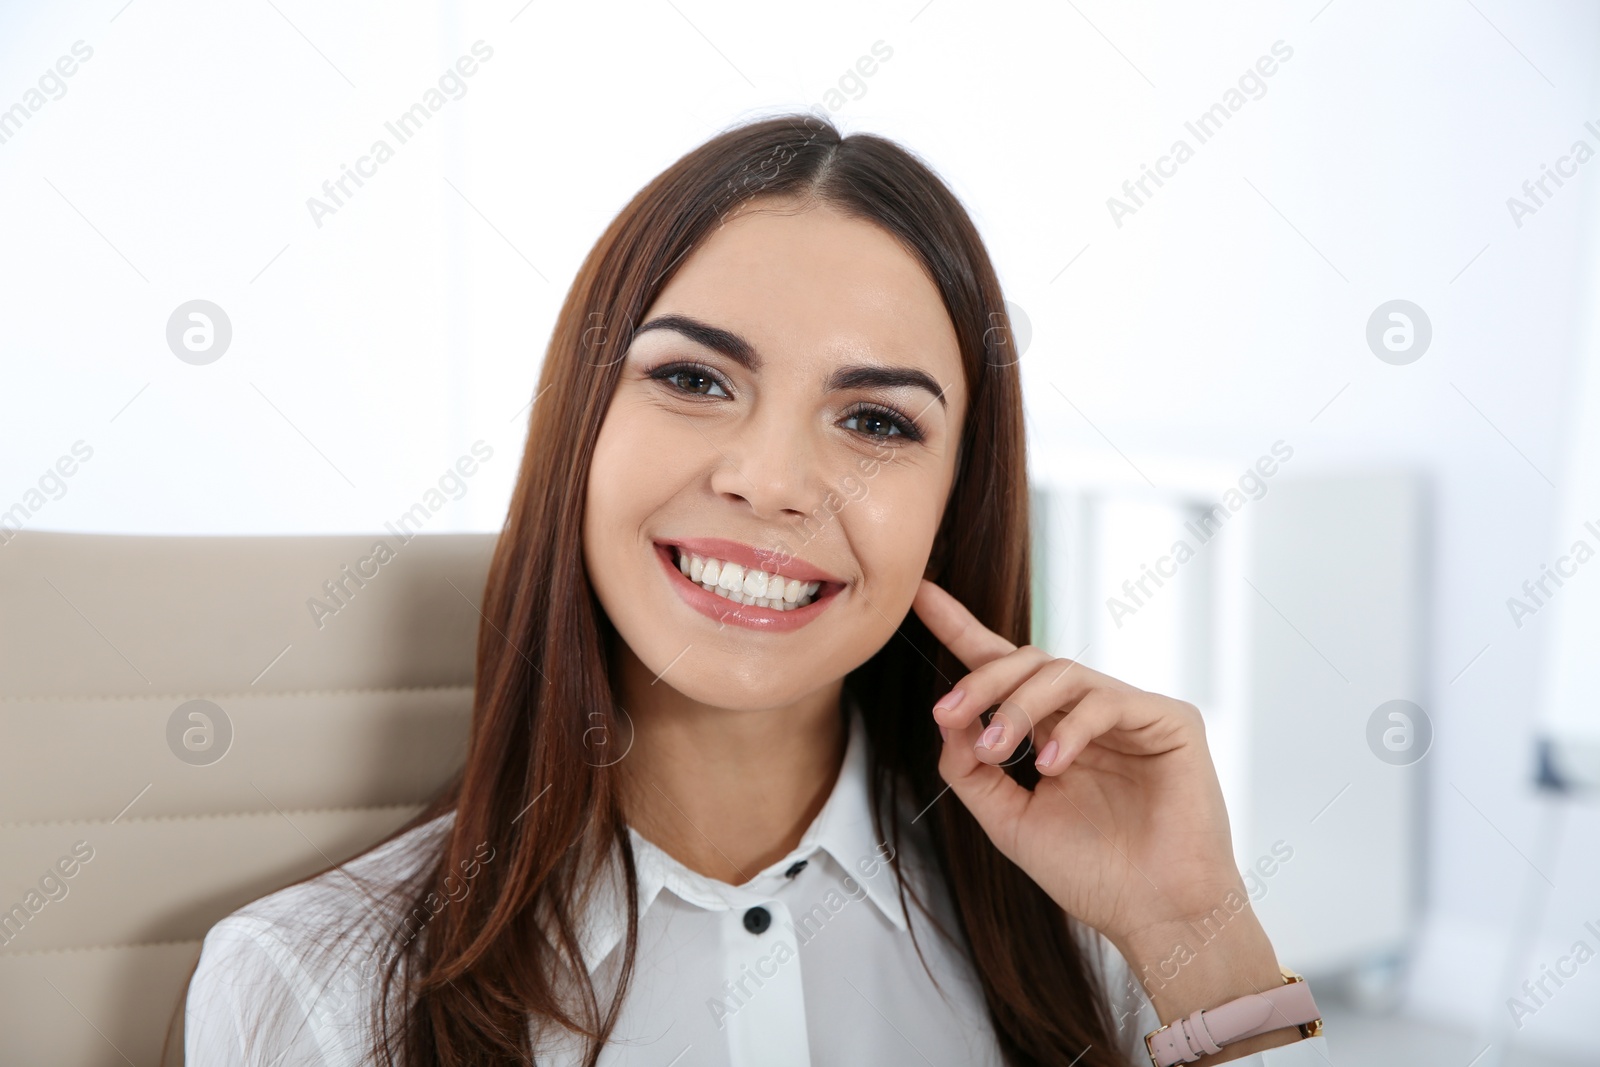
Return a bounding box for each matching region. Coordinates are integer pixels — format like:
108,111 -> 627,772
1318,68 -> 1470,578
743,906 -> 771,934
784,860 -> 808,879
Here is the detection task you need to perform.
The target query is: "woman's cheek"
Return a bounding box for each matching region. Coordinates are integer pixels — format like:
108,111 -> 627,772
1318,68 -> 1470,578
856,493 -> 938,590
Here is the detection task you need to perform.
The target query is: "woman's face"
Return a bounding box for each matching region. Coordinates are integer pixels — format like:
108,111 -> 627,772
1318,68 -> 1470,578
583,195 -> 968,711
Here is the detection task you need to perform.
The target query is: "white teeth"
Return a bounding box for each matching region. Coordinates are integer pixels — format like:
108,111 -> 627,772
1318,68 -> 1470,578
668,548 -> 829,611
743,569 -> 768,598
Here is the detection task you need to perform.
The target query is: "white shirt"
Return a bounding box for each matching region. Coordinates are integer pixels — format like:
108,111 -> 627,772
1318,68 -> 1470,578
186,697 -> 1334,1066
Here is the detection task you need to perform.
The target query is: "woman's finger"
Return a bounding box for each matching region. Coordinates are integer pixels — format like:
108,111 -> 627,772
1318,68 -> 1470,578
973,661 -> 1150,765
1030,688 -> 1132,775
935,711 -> 1032,856
937,651 -> 1144,762
911,579 -> 1016,672
930,644 -> 1055,730
1031,688 -> 1196,774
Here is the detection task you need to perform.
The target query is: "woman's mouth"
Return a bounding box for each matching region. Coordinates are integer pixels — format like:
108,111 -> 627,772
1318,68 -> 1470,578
671,546 -> 824,610
651,541 -> 845,632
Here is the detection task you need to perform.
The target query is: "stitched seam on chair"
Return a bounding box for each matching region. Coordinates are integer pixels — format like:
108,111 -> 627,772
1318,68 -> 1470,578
0,937 -> 203,958
0,683 -> 475,704
0,801 -> 432,831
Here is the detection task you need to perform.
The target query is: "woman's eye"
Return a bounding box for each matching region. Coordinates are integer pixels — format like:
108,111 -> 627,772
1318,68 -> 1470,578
653,364 -> 729,398
842,406 -> 921,443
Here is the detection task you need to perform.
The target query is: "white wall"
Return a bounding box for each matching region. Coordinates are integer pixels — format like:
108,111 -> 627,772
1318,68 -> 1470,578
3,0 -> 1598,1056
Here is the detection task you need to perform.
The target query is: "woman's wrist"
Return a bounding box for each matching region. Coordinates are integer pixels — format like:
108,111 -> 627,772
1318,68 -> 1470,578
1111,908 -> 1307,1063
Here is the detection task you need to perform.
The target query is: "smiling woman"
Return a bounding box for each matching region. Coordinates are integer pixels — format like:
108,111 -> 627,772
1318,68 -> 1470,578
180,113 -> 1330,1067
585,195 -> 962,661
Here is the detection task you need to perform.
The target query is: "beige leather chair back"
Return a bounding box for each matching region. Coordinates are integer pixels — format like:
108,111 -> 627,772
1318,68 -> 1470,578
0,531 -> 495,1065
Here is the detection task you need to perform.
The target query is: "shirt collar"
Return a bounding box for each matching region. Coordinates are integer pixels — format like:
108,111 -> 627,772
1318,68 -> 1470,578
576,690 -> 908,975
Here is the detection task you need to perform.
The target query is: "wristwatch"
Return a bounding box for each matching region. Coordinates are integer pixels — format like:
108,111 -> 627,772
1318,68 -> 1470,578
1143,966 -> 1323,1066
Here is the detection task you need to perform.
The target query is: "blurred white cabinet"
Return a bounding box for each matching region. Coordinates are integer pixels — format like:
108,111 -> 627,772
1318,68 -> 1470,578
1031,458 -> 1424,974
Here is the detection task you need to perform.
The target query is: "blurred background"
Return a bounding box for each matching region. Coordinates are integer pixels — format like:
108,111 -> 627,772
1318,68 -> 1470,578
3,1 -> 1599,1064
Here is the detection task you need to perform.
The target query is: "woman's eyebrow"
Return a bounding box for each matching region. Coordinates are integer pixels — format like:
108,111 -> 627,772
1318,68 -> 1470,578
632,313 -> 948,410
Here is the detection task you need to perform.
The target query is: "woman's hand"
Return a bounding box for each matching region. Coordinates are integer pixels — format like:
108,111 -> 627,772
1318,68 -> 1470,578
912,579 -> 1293,1045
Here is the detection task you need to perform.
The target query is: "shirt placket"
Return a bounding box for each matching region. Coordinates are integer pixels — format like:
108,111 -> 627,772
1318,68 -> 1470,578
710,881 -> 810,1067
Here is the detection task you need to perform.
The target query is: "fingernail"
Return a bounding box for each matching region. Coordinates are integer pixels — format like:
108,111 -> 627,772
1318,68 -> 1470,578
977,721 -> 1005,751
1037,739 -> 1060,768
939,725 -> 949,742
933,687 -> 965,717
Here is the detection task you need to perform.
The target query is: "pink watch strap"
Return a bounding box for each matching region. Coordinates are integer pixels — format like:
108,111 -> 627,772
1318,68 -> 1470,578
1144,976 -> 1321,1066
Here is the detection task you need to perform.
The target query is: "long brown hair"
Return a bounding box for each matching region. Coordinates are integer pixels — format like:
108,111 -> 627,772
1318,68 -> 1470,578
170,111 -> 1123,1067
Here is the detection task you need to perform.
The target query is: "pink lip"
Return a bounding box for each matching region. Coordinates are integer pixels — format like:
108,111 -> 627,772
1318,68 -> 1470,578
653,542 -> 844,633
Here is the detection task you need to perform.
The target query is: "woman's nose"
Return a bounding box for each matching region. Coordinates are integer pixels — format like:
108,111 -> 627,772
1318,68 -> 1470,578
706,409 -> 821,521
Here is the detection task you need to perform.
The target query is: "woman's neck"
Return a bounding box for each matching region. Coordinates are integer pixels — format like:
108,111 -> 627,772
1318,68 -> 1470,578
611,645 -> 848,885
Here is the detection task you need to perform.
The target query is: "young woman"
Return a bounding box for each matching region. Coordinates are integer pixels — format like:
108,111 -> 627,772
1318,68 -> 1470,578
182,113 -> 1332,1066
